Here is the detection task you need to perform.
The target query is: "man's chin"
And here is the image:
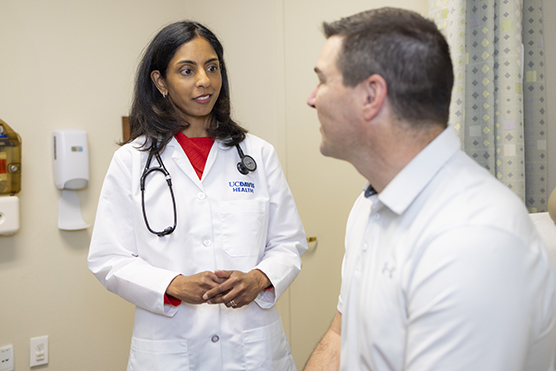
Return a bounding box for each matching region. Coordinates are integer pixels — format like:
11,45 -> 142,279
319,143 -> 329,157
319,143 -> 335,158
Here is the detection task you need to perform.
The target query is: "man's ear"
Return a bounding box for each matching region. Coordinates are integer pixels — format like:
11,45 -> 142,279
361,74 -> 388,121
150,70 -> 167,96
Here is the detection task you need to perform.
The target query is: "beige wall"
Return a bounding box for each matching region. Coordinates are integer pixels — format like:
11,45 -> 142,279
0,1 -> 186,369
1,0 -> 555,370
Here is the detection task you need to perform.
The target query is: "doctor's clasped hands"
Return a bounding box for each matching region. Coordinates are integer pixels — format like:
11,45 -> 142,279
165,269 -> 271,308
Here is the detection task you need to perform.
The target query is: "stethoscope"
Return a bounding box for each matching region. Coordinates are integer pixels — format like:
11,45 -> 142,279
140,141 -> 257,237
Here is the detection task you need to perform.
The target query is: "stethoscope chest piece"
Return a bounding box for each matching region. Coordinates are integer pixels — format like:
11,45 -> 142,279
235,144 -> 257,175
237,154 -> 257,175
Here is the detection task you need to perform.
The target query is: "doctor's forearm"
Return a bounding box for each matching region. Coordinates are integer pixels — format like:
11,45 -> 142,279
251,268 -> 271,290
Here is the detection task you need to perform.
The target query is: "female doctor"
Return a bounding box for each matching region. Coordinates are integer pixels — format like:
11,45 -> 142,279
87,21 -> 307,371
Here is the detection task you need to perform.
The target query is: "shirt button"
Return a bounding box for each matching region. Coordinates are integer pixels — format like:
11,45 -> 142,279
211,335 -> 219,343
197,192 -> 206,200
374,214 -> 381,220
363,243 -> 368,251
203,239 -> 212,247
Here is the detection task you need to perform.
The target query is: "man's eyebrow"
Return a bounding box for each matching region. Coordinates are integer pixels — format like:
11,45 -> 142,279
314,67 -> 325,80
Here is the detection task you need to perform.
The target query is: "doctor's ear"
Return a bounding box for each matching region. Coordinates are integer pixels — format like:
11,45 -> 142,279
150,70 -> 168,97
361,74 -> 387,121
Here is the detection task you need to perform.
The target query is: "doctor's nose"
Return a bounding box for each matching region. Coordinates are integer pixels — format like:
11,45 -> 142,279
196,70 -> 211,88
307,86 -> 317,109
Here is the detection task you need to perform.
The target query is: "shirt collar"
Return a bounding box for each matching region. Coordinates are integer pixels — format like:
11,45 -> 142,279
166,136 -> 229,150
376,125 -> 461,215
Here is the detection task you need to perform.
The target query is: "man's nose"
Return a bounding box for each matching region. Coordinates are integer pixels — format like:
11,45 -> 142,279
307,86 -> 317,109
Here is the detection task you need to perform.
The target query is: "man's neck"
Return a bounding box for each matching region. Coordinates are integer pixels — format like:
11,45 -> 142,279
355,122 -> 445,194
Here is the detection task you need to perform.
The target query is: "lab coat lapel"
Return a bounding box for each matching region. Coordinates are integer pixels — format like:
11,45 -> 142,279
200,141 -> 222,181
167,138 -> 204,190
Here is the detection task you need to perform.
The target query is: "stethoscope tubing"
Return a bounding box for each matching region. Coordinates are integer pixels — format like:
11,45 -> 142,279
140,141 -> 256,237
140,151 -> 177,237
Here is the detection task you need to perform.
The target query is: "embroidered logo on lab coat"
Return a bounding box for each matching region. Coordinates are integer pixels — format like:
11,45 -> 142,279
228,181 -> 255,193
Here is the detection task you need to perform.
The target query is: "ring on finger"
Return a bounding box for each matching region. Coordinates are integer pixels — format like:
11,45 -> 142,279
229,299 -> 237,308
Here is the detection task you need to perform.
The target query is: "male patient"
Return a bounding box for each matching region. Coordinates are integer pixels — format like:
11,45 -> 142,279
304,7 -> 556,371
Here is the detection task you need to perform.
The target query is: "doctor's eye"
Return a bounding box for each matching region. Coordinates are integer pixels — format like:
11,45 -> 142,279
180,68 -> 194,76
207,64 -> 219,73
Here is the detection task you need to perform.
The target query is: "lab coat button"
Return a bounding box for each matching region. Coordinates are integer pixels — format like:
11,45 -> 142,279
374,214 -> 381,220
211,335 -> 219,343
197,192 -> 206,200
203,239 -> 212,247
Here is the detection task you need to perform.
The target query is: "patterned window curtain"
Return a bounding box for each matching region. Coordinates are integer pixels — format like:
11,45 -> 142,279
429,0 -> 548,212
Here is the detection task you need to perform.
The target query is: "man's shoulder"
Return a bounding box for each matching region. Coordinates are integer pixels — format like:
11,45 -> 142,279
414,153 -> 532,240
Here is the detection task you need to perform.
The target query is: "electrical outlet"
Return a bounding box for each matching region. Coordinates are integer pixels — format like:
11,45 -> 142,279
0,344 -> 14,371
30,336 -> 48,367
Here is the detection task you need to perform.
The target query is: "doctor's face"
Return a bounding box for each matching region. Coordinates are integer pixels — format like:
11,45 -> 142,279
152,36 -> 222,128
307,36 -> 361,161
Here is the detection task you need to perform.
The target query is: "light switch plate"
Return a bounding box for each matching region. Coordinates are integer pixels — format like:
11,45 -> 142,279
0,344 -> 14,371
30,336 -> 48,367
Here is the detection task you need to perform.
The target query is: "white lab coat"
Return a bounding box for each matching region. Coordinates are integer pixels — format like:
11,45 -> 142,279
88,133 -> 307,371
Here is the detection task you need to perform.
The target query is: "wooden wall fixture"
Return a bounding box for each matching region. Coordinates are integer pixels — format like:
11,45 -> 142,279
122,116 -> 130,142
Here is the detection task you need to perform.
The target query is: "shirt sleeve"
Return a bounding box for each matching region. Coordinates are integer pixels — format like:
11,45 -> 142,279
164,293 -> 181,306
404,225 -> 545,371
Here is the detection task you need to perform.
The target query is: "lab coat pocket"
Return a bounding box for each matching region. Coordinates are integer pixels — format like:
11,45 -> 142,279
220,200 -> 267,257
242,318 -> 296,371
128,337 -> 189,371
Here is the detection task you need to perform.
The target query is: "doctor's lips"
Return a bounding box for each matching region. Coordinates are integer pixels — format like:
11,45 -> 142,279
193,94 -> 213,104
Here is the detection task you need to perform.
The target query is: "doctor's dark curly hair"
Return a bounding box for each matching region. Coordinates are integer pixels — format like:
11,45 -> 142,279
125,20 -> 246,152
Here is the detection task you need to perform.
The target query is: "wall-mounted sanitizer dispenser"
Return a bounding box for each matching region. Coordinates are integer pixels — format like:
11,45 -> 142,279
53,130 -> 89,190
52,130 -> 90,231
